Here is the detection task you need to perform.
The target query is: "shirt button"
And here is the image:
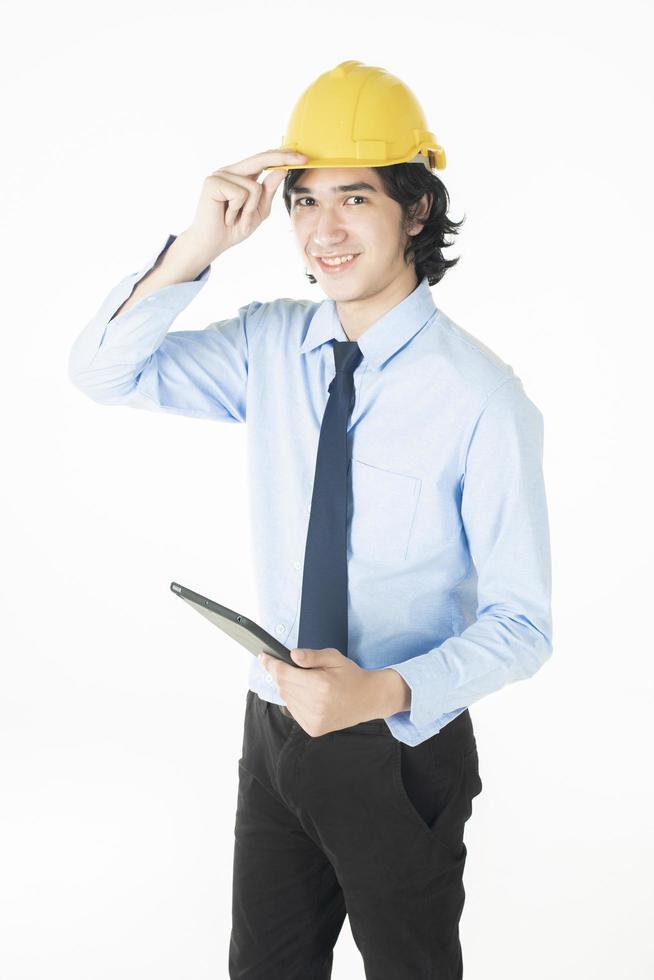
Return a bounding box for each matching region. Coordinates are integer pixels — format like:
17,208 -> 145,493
275,623 -> 286,634
293,560 -> 301,570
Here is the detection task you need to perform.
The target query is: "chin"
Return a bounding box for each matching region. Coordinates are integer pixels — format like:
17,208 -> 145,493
321,281 -> 365,300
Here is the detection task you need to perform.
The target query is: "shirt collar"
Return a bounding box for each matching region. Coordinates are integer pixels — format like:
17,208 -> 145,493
299,275 -> 438,370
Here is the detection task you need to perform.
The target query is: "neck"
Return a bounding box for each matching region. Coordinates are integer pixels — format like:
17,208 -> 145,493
335,268 -> 420,342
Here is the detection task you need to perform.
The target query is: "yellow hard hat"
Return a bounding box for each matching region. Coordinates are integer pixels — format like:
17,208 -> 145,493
268,59 -> 446,173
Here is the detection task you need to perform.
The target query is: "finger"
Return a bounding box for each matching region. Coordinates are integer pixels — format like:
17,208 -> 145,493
203,173 -> 247,226
216,171 -> 263,225
212,148 -> 307,181
209,172 -> 258,227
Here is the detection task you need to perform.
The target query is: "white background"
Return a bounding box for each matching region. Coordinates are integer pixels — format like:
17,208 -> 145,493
1,1 -> 653,977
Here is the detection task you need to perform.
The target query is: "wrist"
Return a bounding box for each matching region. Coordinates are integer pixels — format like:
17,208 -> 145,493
178,227 -> 224,268
371,668 -> 411,717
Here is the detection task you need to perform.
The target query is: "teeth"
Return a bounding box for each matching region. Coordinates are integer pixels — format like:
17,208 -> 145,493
321,254 -> 355,266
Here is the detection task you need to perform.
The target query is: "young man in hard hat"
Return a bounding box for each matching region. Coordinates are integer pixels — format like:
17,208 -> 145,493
69,60 -> 553,980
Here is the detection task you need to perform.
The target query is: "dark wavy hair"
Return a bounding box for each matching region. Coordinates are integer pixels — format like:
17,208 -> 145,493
282,163 -> 465,287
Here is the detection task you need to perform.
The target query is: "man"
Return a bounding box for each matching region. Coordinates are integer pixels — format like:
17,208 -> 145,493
69,60 -> 552,980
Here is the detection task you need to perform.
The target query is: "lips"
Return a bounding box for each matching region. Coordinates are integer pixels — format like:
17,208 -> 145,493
314,253 -> 360,273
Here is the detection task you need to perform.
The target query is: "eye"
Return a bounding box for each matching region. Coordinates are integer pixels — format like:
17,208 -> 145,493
293,195 -> 368,208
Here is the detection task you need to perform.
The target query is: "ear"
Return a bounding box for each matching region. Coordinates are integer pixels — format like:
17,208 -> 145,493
407,192 -> 433,237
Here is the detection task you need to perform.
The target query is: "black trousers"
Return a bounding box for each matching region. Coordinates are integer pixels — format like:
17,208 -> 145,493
229,689 -> 483,979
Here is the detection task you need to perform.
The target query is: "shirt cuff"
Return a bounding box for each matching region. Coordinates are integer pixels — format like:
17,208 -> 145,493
384,649 -> 451,730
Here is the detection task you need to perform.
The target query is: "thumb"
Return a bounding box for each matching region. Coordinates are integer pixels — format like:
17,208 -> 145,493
259,169 -> 287,217
290,647 -> 344,668
290,648 -> 311,667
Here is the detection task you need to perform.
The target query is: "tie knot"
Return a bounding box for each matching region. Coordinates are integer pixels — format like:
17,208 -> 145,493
332,339 -> 363,375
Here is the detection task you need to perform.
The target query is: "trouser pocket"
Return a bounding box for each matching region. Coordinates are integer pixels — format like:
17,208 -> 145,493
391,723 -> 481,853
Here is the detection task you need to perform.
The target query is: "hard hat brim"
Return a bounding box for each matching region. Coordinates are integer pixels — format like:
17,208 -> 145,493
267,148 -> 445,172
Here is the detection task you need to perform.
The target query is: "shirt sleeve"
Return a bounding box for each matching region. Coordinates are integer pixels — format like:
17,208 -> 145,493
67,233 -> 265,423
384,374 -> 554,743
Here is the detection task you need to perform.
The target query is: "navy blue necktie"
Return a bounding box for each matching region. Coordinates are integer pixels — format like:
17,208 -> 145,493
296,339 -> 363,657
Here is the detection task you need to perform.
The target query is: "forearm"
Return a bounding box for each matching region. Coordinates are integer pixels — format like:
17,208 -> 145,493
110,229 -> 217,320
68,232 -> 213,402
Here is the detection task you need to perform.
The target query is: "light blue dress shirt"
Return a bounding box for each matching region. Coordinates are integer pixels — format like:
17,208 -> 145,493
68,233 -> 553,746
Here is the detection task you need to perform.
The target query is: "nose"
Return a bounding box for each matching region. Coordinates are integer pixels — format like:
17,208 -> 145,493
309,209 -> 348,253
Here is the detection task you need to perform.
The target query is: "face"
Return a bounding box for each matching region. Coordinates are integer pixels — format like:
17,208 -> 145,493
289,167 -> 423,303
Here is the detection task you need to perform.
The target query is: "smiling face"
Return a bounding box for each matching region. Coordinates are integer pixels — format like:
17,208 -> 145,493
289,167 -> 423,309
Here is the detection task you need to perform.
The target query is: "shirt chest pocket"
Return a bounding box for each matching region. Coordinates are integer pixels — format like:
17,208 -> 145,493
348,457 -> 422,563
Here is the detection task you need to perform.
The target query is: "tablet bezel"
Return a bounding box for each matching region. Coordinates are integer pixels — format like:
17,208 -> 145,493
170,581 -> 295,666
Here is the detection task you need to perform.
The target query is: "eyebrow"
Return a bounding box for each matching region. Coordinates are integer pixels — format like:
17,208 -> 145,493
290,181 -> 379,198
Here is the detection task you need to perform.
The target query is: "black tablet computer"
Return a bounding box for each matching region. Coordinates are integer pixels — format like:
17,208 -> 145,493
170,581 -> 296,666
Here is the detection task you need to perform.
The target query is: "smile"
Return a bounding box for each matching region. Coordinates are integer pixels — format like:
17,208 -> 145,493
315,253 -> 360,273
